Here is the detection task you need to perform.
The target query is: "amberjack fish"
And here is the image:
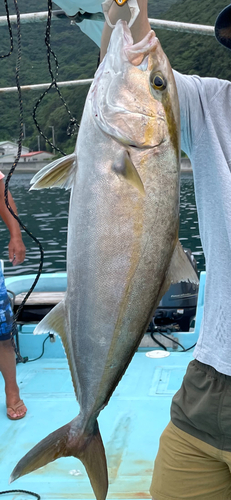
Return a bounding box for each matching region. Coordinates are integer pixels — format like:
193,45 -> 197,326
10,20 -> 198,500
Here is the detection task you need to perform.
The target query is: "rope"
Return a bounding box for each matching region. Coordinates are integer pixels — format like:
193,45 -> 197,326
0,0 -> 13,58
32,0 -> 78,155
2,0 -> 44,363
1,0 -> 78,361
0,490 -> 40,499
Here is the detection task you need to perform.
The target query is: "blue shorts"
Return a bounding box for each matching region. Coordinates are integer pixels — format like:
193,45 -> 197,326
0,268 -> 14,341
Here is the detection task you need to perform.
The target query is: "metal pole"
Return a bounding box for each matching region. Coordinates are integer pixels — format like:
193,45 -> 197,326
0,11 -> 61,26
49,126 -> 55,147
37,135 -> 40,151
0,11 -> 215,36
0,79 -> 93,94
0,13 -> 215,96
149,18 -> 214,36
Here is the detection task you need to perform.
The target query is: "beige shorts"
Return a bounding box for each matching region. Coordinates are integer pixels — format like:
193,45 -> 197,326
150,421 -> 231,499
150,358 -> 231,500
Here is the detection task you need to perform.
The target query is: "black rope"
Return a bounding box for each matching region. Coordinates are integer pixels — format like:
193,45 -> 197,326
2,0 -> 44,363
0,0 -> 13,58
0,490 -> 40,499
32,0 -> 78,155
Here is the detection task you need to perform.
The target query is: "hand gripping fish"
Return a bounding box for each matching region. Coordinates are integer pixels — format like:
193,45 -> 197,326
10,20 -> 198,500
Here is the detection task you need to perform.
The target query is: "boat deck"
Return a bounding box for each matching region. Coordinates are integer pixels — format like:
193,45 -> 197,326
0,348 -> 194,500
0,272 -> 205,500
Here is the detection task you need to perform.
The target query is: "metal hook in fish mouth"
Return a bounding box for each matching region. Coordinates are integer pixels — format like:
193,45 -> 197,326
102,0 -> 140,29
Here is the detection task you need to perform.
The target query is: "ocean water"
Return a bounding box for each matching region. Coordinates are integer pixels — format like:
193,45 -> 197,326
0,172 -> 205,277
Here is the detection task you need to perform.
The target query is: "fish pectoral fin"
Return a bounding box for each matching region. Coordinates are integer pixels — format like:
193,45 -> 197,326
30,153 -> 77,190
10,419 -> 108,500
167,240 -> 199,285
112,150 -> 145,195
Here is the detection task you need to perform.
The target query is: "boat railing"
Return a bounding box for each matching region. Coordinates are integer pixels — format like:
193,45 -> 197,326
0,11 -> 214,94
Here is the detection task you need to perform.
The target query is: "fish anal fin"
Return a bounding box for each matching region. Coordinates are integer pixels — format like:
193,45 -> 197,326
33,301 -> 66,339
30,153 -> 77,190
112,150 -> 145,195
33,302 -> 79,399
10,419 -> 108,500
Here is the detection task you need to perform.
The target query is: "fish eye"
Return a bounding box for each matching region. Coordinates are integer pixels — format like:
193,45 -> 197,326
150,73 -> 167,91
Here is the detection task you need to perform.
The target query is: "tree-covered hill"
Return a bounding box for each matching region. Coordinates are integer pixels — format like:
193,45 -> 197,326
0,0 -> 229,153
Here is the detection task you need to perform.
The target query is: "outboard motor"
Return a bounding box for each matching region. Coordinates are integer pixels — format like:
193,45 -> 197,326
150,248 -> 199,332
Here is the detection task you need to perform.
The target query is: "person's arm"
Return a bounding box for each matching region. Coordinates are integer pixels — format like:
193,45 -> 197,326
100,0 -> 151,60
0,178 -> 26,265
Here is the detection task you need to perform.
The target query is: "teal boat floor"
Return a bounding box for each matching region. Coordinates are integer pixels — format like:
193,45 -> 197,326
0,347 -> 193,500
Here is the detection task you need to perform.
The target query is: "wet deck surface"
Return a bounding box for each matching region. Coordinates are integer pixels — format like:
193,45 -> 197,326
0,340 -> 193,500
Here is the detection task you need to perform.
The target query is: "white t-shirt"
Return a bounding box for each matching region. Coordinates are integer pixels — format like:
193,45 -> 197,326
174,71 -> 231,376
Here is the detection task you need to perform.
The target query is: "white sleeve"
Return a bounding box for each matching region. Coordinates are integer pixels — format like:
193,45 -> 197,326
53,0 -> 103,16
53,0 -> 104,45
78,19 -> 104,46
173,71 -> 225,158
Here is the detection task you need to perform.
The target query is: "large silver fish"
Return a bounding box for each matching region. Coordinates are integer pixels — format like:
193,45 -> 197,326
11,20 -> 198,500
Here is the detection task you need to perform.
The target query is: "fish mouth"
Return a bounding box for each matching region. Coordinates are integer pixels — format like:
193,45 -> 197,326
91,21 -> 167,150
115,20 -> 158,67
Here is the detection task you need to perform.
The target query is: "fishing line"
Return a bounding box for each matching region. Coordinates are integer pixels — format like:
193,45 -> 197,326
32,0 -> 79,155
2,0 -> 44,363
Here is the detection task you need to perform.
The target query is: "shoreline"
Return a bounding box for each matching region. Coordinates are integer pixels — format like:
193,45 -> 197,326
0,158 -> 193,175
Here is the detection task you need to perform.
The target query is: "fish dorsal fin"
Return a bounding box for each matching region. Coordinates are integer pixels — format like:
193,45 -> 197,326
158,240 -> 199,302
30,153 -> 77,190
167,240 -> 199,285
33,301 -> 79,399
112,150 -> 145,195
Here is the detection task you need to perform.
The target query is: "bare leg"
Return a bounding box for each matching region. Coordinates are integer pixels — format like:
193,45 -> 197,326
100,0 -> 151,60
0,339 -> 27,419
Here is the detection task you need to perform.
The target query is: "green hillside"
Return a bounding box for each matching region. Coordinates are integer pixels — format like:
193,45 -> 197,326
0,0 -> 229,153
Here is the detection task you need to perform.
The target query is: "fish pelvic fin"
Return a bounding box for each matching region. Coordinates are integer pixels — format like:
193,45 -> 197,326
112,150 -> 145,195
10,419 -> 108,500
33,301 -> 79,400
29,153 -> 77,190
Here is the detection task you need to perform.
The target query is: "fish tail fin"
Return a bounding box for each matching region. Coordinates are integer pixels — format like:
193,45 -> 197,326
79,422 -> 108,500
10,419 -> 108,500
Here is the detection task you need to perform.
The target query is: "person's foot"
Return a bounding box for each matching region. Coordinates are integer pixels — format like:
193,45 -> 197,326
6,399 -> 27,420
